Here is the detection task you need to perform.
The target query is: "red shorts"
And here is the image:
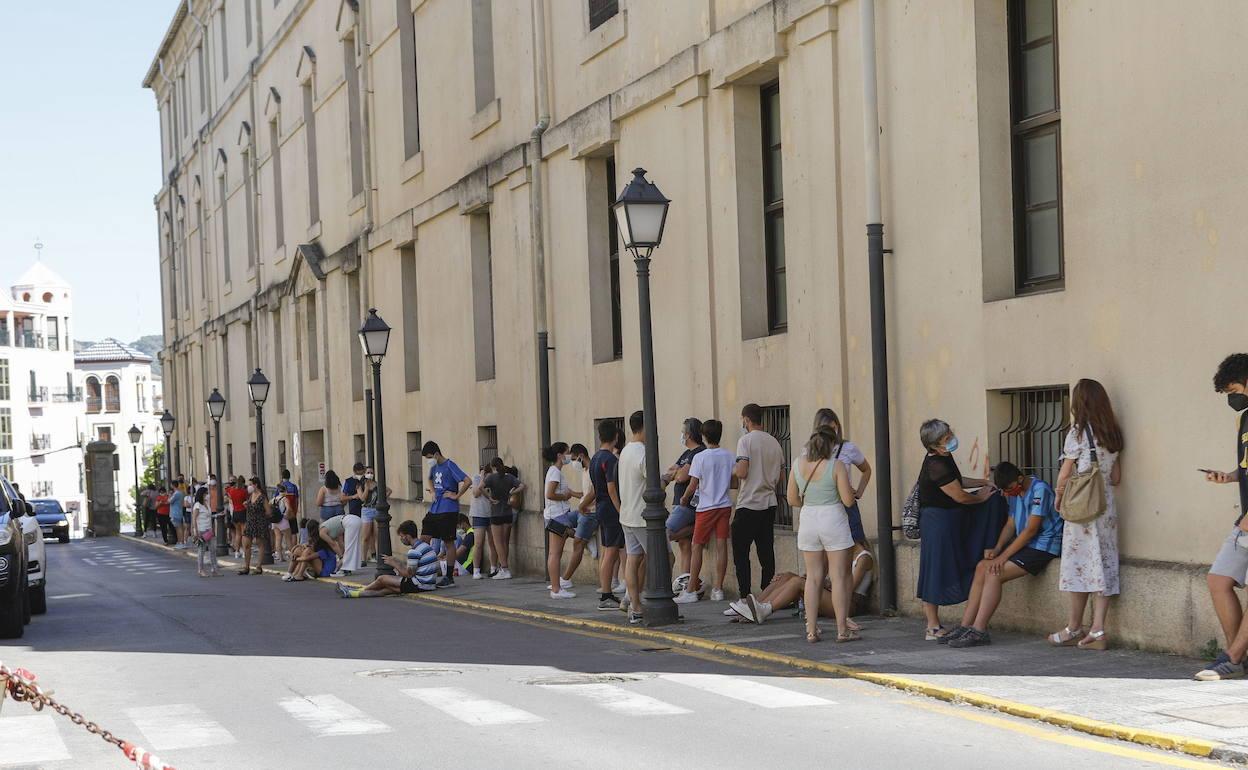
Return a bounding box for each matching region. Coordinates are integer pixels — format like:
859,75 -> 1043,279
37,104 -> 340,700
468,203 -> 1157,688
692,507 -> 731,545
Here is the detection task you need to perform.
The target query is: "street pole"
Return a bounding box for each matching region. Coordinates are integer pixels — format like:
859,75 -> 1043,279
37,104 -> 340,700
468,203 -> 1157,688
131,445 -> 140,537
164,434 -> 171,488
255,403 -> 273,565
213,417 -> 229,557
364,388 -> 376,470
371,360 -> 394,576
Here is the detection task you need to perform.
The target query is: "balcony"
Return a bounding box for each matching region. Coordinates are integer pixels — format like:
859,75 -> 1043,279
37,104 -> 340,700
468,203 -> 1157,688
105,398 -> 121,413
31,481 -> 53,497
86,396 -> 101,413
17,332 -> 44,349
51,387 -> 82,403
30,434 -> 51,452
28,386 -> 49,404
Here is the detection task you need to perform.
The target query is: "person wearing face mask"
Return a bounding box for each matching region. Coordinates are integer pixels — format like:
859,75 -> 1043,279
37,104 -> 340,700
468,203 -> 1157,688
239,476 -> 273,575
543,442 -> 583,598
915,419 -> 1003,640
664,418 -> 705,592
359,467 -> 386,568
332,463 -> 366,577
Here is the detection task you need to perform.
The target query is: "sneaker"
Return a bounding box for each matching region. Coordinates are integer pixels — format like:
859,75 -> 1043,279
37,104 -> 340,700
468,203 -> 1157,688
559,578 -> 574,590
330,570 -> 347,579
588,540 -> 599,559
473,570 -> 484,580
598,596 -> 621,611
550,589 -> 576,599
628,611 -> 644,625
673,590 -> 699,605
745,595 -> 765,624
619,596 -> 630,612
436,576 -> 455,588
281,574 -> 294,582
937,625 -> 971,645
710,588 -> 725,602
755,600 -> 774,623
722,607 -> 738,617
335,582 -> 352,598
612,580 -> 626,594
1196,652 -> 1246,681
491,568 -> 512,580
948,629 -> 992,648
672,573 -> 691,593
729,599 -> 754,622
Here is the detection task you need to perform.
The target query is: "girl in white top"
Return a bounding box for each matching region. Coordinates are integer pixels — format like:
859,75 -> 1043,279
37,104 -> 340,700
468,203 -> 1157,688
542,442 -> 582,599
191,487 -> 220,577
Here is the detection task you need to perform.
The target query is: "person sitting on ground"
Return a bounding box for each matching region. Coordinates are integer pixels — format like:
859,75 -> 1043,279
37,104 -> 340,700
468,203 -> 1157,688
283,520 -> 339,581
941,461 -> 1064,648
728,568 -> 868,628
453,513 -> 477,576
338,520 -> 438,597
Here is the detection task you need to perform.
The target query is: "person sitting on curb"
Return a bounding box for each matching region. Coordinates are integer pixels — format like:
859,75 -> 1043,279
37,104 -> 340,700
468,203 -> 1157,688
283,520 -> 340,582
453,513 -> 476,576
728,563 -> 871,628
337,520 -> 438,597
941,461 -> 1063,648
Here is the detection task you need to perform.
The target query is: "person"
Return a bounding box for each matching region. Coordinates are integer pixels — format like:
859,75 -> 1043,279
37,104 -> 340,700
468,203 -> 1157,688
617,411 -> 649,625
1046,379 -> 1124,652
542,442 -> 582,598
915,419 -> 1005,640
453,513 -> 476,575
941,461 -> 1063,648
467,466 -> 493,579
337,463 -> 365,576
337,520 -> 438,597
664,418 -> 705,593
732,403 -> 786,597
168,481 -> 187,549
561,444 -> 598,585
315,470 -> 346,525
1199,354 -> 1248,680
483,458 -> 524,580
270,484 -> 292,562
284,520 -> 339,581
155,486 -> 173,544
227,476 -> 249,557
359,467 -> 384,568
191,487 -> 221,577
579,422 -> 626,610
675,419 -> 734,604
422,441 -> 469,587
238,476 -> 271,575
140,483 -> 157,537
278,468 -> 300,533
729,569 -> 868,627
809,409 -> 873,547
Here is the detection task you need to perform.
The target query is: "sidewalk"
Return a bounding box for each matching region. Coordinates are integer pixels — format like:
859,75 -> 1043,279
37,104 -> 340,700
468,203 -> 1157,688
125,534 -> 1248,763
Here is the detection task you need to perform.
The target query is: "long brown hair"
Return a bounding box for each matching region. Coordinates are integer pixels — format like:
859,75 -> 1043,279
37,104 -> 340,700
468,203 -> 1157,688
1071,378 -> 1124,454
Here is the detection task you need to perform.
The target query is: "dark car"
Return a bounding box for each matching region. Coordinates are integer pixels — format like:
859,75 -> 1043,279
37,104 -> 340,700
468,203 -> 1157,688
30,498 -> 70,543
0,476 -> 30,638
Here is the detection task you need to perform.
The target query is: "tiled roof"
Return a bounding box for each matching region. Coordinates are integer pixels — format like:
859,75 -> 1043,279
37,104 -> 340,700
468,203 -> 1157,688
74,338 -> 154,364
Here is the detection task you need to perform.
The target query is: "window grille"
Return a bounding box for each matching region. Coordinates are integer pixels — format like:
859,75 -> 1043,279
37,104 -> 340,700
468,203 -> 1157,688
761,405 -> 792,527
997,386 -> 1070,487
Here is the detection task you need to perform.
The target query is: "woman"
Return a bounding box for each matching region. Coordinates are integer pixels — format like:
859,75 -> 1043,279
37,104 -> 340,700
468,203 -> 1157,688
227,476 -> 248,557
543,442 -> 582,599
358,467 -> 381,568
1048,379 -> 1124,650
811,408 -> 873,546
168,481 -> 187,549
789,425 -> 859,643
468,466 -> 493,579
192,487 -> 220,578
484,458 -> 524,580
238,476 -> 271,575
915,419 -> 1003,640
270,488 -> 292,562
284,520 -> 338,581
316,470 -> 345,523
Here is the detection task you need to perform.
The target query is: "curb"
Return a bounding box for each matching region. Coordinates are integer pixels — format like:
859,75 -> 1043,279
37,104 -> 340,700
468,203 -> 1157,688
123,535 -> 1227,762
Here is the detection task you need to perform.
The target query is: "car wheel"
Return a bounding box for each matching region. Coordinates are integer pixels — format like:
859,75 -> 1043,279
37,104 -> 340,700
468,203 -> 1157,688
58,535 -> 69,544
29,583 -> 46,616
0,588 -> 22,639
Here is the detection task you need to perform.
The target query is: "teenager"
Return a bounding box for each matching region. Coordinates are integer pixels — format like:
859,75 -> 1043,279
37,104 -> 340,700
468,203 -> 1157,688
810,408 -> 873,545
155,486 -> 173,544
561,444 -> 598,584
191,487 -> 221,578
168,481 -> 188,549
334,463 -> 366,576
543,442 -> 582,598
732,403 -> 785,596
284,520 -> 339,582
483,458 -> 524,580
617,411 -> 649,625
468,466 -> 493,578
675,419 -> 734,604
422,441 -> 469,587
359,467 -> 386,569
238,476 -> 271,575
579,422 -> 626,610
338,520 -> 438,597
664,418 -> 705,592
227,475 -> 249,556
729,568 -> 868,628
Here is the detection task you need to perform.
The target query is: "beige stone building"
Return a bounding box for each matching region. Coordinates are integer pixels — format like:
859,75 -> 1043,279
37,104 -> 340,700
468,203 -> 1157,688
145,0 -> 1247,652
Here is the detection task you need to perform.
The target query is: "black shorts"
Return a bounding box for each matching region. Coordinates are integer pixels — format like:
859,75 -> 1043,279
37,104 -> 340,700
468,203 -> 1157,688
1009,547 -> 1057,576
399,577 -> 431,594
544,519 -> 574,538
231,510 -> 247,525
599,512 -> 625,550
421,512 -> 457,542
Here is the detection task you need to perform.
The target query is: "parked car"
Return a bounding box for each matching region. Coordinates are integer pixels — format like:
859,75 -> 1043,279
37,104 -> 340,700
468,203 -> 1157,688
1,480 -> 44,617
30,498 -> 71,543
0,477 -> 30,638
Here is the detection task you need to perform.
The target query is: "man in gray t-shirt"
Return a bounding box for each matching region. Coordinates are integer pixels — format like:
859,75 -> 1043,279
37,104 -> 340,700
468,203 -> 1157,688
731,403 -> 785,594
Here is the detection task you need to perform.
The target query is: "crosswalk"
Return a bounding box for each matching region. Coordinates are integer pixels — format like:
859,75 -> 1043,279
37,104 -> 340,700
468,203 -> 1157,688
80,542 -> 174,576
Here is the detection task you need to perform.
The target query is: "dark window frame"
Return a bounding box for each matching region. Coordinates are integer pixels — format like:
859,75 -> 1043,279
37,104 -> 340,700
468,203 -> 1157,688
407,431 -> 425,501
588,0 -> 619,31
479,425 -> 499,470
760,81 -> 787,334
606,157 -> 624,360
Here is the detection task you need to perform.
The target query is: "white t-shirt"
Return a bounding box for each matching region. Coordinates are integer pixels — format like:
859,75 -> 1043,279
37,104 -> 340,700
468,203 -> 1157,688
543,465 -> 571,521
690,447 -> 735,512
192,502 -> 213,534
618,441 -> 647,528
798,439 -> 866,467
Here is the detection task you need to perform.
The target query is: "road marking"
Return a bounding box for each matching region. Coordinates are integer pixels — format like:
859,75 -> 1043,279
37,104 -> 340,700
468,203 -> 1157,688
154,569 -> 181,574
49,592 -> 93,600
662,674 -> 835,708
280,694 -> 391,736
0,715 -> 71,765
126,704 -> 236,750
403,687 -> 544,726
81,558 -> 97,566
538,682 -> 691,716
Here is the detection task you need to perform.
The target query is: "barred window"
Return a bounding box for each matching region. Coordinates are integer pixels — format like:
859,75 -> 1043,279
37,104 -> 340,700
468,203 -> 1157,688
407,431 -> 424,501
594,416 -> 625,452
479,426 -> 498,470
997,386 -> 1070,487
761,405 -> 792,527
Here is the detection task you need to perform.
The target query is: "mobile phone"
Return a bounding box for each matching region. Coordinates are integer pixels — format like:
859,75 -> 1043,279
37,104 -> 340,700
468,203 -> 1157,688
1198,468 -> 1216,474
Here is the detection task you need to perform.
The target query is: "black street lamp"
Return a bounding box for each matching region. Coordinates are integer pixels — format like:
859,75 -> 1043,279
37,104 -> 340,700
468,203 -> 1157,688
207,388 -> 229,556
128,425 -> 142,537
246,369 -> 273,565
613,168 -> 677,626
160,410 -> 175,489
359,309 -> 394,577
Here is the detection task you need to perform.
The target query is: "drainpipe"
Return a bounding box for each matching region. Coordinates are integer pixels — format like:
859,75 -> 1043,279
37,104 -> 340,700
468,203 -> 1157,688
356,0 -> 376,299
861,0 -> 897,613
529,0 -> 552,448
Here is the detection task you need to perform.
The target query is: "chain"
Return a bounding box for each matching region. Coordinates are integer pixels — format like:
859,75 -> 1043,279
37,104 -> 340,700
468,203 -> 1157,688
1,662 -> 125,749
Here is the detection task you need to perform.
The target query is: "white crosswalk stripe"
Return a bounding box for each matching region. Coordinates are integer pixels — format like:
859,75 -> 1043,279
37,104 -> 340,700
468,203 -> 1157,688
661,674 -> 836,708
538,682 -> 691,716
126,704 -> 236,750
0,715 -> 71,765
404,687 -> 545,726
280,694 -> 391,736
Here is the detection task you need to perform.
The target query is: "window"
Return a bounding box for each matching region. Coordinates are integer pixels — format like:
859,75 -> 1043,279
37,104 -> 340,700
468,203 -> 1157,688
470,0 -> 495,111
178,73 -> 189,137
105,376 -> 121,412
197,46 -> 207,113
0,408 -> 10,450
302,82 -> 320,225
245,321 -> 256,417
348,272 -> 363,401
587,156 -> 624,363
396,0 -> 421,157
343,36 -> 364,197
1008,0 -> 1062,290
594,416 -> 625,452
760,405 -> 792,527
97,425 -> 112,443
218,172 -> 232,283
135,380 -> 143,411
761,82 -> 786,333
244,0 -> 253,44
243,150 -> 256,267
46,318 -> 59,351
354,434 -> 366,467
85,376 -> 101,413
221,330 -> 231,417
273,307 -> 285,414
219,8 -> 229,80
996,386 -> 1070,488
278,439 -> 287,473
401,246 -> 421,392
196,202 -> 207,296
478,425 -> 498,470
406,431 -> 424,500
226,443 -> 234,477
470,213 -> 496,381
588,0 -> 619,30
269,119 -> 285,248
305,295 -> 319,381
0,359 -> 8,401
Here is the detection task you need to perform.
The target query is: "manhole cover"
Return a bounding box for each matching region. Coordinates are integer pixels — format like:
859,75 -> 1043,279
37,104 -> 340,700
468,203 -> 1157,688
522,673 -> 649,686
356,667 -> 462,679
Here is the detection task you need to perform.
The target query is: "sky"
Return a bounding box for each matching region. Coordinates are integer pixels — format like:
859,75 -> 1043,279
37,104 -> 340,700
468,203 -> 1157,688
0,1 -> 181,343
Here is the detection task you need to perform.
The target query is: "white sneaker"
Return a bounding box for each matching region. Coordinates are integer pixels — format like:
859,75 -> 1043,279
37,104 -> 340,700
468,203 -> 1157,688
611,580 -> 625,594
672,573 -> 691,593
550,589 -> 576,599
559,578 -> 574,590
673,590 -> 700,605
587,540 -> 599,559
472,570 -> 484,580
730,599 -> 755,622
722,607 -> 738,616
330,570 -> 347,578
491,568 -> 512,580
710,588 -> 725,602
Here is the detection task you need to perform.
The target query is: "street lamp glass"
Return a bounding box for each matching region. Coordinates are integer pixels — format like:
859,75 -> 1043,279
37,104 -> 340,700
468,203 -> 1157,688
358,308 -> 392,361
128,425 -> 142,445
206,388 -> 226,420
613,167 -> 671,250
246,369 -> 271,407
160,410 -> 175,436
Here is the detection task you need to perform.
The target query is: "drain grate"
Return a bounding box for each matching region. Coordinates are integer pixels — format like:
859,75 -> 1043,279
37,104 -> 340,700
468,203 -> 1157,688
356,667 -> 462,679
522,673 -> 649,686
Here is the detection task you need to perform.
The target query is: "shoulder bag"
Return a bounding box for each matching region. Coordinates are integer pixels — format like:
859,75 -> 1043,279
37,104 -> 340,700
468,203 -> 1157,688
901,480 -> 922,540
1059,425 -> 1107,524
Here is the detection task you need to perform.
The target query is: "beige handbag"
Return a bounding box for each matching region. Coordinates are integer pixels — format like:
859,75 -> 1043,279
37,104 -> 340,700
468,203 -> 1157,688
1060,425 -> 1107,524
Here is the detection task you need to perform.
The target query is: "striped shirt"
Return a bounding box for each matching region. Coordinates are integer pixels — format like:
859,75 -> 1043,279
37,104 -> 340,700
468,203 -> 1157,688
407,540 -> 439,588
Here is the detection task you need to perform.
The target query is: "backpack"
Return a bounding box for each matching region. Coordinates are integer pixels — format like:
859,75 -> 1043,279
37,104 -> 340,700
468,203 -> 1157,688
901,481 -> 922,540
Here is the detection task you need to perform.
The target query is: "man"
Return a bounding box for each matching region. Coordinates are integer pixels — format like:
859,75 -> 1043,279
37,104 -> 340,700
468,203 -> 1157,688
422,441 -> 469,587
676,419 -> 734,603
1198,354 -> 1248,680
732,403 -> 785,596
168,481 -> 187,549
617,411 -> 648,624
482,457 -> 524,580
579,422 -> 626,610
664,418 -> 705,592
141,484 -> 158,538
562,443 -> 598,583
943,461 -> 1063,648
333,463 -> 366,577
155,486 -> 173,545
337,520 -> 438,597
278,468 -> 301,541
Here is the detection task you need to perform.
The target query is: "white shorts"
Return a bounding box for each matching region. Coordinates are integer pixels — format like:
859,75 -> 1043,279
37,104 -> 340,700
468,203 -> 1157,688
797,504 -> 854,552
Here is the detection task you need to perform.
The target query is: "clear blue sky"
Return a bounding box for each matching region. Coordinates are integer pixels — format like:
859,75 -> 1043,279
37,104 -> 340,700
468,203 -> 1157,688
0,1 -> 180,342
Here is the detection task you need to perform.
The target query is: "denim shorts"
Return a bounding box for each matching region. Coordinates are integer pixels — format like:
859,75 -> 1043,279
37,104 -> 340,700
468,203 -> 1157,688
575,512 -> 600,540
666,504 -> 695,533
362,506 -> 378,523
1211,527 -> 1248,587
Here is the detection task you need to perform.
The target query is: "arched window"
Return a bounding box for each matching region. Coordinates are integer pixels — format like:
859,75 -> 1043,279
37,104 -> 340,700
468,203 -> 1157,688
104,375 -> 121,413
85,377 -> 102,414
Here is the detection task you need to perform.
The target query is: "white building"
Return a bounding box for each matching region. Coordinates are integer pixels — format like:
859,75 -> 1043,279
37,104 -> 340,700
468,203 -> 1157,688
75,339 -> 164,514
0,262 -> 86,528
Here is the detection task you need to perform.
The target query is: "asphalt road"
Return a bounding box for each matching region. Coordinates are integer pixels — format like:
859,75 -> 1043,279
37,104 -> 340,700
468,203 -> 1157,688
0,537 -> 1228,769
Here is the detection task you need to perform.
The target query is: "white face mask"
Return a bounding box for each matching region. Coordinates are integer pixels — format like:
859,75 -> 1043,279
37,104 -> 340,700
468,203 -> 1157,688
455,528 -> 466,538
365,473 -> 375,480
247,484 -> 256,494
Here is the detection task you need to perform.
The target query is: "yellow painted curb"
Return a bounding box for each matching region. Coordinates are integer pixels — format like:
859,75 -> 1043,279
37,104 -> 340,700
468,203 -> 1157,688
124,536 -> 1223,760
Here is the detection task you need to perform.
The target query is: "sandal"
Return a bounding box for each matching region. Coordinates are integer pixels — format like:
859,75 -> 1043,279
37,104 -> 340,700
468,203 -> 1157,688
1047,626 -> 1085,647
251,567 -> 264,575
925,625 -> 949,641
836,630 -> 862,643
806,627 -> 823,644
1077,630 -> 1108,651
237,569 -> 250,576
846,619 -> 862,632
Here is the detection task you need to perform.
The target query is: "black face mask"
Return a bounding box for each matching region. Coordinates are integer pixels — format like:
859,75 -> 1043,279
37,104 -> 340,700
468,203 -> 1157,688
1229,393 -> 1248,413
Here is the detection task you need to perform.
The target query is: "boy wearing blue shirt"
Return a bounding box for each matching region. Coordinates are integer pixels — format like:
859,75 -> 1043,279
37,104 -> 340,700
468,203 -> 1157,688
947,461 -> 1063,648
421,441 -> 469,587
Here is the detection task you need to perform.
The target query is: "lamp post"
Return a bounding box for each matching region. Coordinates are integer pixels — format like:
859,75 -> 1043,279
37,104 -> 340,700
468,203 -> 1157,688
612,168 -> 677,626
207,388 -> 229,557
128,425 -> 142,537
359,309 -> 394,577
160,410 -> 175,488
246,369 -> 273,565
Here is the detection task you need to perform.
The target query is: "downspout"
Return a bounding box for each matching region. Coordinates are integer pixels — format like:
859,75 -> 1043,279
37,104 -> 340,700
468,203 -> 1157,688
356,0 -> 376,303
861,0 -> 897,613
529,0 -> 552,448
